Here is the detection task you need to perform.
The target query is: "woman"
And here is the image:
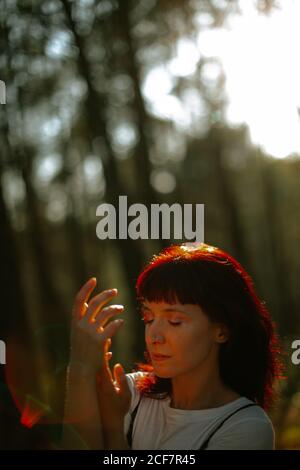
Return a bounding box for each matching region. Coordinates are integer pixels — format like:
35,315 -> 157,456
62,243 -> 284,450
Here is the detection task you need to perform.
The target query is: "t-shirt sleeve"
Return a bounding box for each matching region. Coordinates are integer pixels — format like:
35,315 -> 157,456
123,372 -> 144,436
206,417 -> 275,450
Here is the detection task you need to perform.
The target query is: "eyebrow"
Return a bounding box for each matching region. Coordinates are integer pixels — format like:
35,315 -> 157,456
140,305 -> 190,316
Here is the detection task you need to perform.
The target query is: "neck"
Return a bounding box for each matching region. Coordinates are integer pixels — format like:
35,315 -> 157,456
170,363 -> 240,410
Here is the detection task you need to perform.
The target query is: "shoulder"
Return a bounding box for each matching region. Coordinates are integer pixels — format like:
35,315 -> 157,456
125,372 -> 150,411
207,402 -> 275,450
125,371 -> 150,392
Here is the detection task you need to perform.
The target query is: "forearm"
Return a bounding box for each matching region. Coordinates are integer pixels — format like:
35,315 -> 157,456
102,421 -> 130,450
61,363 -> 104,450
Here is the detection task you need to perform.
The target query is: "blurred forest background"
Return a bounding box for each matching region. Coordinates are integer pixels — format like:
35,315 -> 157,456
1,0 -> 300,450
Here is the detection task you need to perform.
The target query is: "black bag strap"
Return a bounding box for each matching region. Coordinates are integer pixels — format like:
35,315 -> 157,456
126,395 -> 142,448
199,403 -> 258,450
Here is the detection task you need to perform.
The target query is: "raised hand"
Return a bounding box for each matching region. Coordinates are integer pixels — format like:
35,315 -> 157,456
97,337 -> 131,421
70,277 -> 124,375
96,338 -> 132,449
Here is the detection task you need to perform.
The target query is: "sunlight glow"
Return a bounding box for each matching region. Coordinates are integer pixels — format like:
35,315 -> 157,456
197,0 -> 300,158
143,0 -> 300,159
168,39 -> 200,77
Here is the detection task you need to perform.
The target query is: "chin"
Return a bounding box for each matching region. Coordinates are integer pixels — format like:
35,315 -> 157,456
155,372 -> 173,379
153,368 -> 173,379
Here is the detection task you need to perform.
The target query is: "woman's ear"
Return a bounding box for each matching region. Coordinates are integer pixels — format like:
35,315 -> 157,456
215,324 -> 230,343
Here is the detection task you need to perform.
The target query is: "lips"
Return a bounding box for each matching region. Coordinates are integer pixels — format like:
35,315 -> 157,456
152,353 -> 170,361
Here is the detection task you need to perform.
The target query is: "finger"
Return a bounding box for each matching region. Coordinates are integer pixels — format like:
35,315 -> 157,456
97,351 -> 114,389
73,278 -> 97,320
100,318 -> 124,343
104,351 -> 113,381
113,363 -> 129,395
103,322 -> 123,386
95,305 -> 124,330
82,318 -> 123,350
82,301 -> 89,317
84,289 -> 118,323
104,338 -> 114,383
104,338 -> 112,354
104,338 -> 112,368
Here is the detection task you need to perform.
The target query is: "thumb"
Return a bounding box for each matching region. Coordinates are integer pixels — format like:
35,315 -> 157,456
113,364 -> 129,394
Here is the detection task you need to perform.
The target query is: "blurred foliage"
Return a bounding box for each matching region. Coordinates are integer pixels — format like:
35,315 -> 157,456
0,0 -> 299,449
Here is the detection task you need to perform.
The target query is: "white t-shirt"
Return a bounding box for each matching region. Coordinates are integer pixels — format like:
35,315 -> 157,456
123,372 -> 275,450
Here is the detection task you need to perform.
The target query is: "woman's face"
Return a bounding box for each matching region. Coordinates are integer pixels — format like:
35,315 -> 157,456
142,300 -> 227,379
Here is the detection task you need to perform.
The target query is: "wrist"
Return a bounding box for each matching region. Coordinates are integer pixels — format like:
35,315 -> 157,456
68,360 -> 96,377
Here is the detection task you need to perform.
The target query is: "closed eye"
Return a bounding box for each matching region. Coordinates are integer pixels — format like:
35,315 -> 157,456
141,318 -> 182,326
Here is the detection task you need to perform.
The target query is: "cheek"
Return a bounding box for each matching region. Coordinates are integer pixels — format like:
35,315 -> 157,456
178,324 -> 216,357
145,328 -> 151,345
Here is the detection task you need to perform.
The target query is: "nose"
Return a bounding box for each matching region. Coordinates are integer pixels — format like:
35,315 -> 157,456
151,332 -> 164,343
148,320 -> 165,344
